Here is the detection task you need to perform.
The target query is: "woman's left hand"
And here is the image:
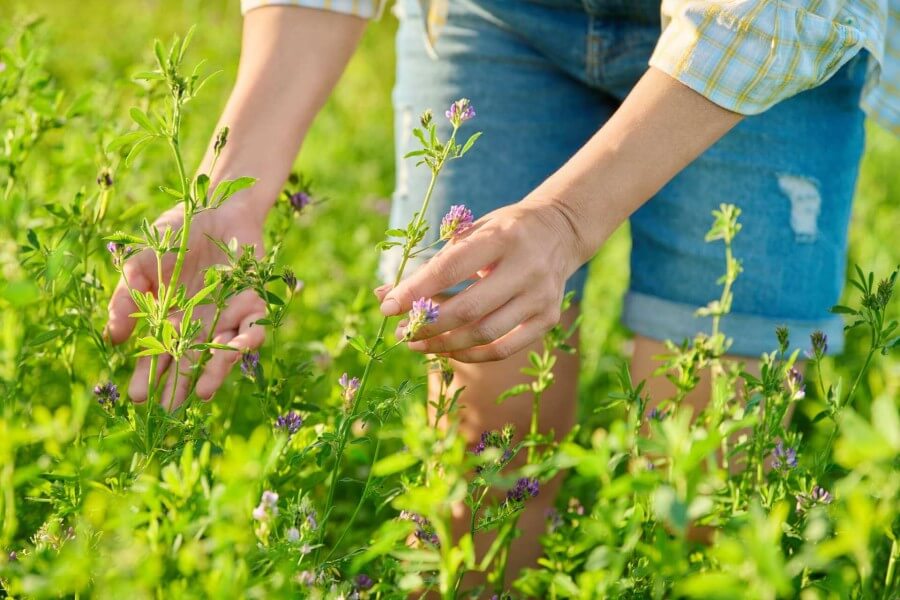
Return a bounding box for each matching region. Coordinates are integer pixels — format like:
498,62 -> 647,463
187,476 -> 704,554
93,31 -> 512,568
376,199 -> 588,362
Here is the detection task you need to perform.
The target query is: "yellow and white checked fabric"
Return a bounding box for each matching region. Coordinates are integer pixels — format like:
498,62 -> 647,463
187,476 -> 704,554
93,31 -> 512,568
240,0 -> 899,134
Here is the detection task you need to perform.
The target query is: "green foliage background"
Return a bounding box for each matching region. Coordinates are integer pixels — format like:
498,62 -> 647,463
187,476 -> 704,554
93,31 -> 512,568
0,1 -> 897,598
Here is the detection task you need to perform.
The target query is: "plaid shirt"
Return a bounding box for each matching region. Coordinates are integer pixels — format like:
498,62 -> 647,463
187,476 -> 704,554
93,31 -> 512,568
241,0 -> 899,135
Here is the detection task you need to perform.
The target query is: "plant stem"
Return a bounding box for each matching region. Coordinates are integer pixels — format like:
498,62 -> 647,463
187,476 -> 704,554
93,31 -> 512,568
316,126 -> 459,559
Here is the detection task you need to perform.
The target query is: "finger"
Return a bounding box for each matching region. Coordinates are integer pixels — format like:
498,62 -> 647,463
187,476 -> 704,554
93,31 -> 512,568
441,313 -> 559,364
160,354 -> 195,412
408,295 -> 537,354
218,290 -> 266,330
194,330 -> 239,400
405,266 -> 525,340
106,268 -> 152,345
380,233 -> 503,316
195,312 -> 265,400
393,319 -> 409,340
129,353 -> 172,403
374,283 -> 393,303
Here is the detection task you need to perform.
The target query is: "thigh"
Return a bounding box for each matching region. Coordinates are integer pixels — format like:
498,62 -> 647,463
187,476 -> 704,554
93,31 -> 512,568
382,0 -> 615,298
625,52 -> 869,358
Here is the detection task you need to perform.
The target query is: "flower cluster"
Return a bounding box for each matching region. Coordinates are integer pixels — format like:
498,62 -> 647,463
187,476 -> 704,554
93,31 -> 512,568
339,372 -> 360,410
506,477 -> 540,504
283,172 -> 317,214
772,440 -> 798,471
105,242 -> 131,268
241,351 -> 260,378
439,204 -> 474,240
406,297 -> 439,338
796,485 -> 833,513
786,366 -> 805,400
355,574 -> 374,591
275,411 -> 303,435
445,98 -> 476,127
93,381 -> 120,409
399,510 -> 440,547
472,427 -> 514,472
253,490 -> 279,522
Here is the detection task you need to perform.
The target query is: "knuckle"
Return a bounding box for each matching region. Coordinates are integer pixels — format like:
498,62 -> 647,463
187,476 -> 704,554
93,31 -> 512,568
491,344 -> 513,361
471,323 -> 498,344
453,297 -> 481,324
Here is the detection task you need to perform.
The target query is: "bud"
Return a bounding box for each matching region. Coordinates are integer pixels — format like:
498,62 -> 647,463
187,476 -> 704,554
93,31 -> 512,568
213,126 -> 230,155
775,325 -> 789,353
97,167 -> 114,189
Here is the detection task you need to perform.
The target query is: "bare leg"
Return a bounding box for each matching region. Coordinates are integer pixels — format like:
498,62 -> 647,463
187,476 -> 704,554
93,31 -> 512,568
427,304 -> 580,588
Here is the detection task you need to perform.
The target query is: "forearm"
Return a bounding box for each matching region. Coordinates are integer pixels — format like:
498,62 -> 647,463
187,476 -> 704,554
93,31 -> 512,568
528,67 -> 743,263
201,7 -> 367,220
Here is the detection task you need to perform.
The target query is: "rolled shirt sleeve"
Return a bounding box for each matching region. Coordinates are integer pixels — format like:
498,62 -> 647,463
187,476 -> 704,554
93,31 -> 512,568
650,0 -> 886,116
241,0 -> 381,19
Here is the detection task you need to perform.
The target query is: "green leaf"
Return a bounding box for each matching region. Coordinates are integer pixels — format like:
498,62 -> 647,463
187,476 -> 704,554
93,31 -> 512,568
129,107 -> 156,135
829,304 -> 857,315
135,336 -> 167,357
107,130 -> 147,153
372,452 -> 419,477
347,335 -> 369,355
124,136 -> 154,167
458,131 -> 482,156
159,186 -> 182,199
209,176 -> 257,207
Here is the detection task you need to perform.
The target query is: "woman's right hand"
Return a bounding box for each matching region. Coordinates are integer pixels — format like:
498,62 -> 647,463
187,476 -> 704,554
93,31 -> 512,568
105,200 -> 268,410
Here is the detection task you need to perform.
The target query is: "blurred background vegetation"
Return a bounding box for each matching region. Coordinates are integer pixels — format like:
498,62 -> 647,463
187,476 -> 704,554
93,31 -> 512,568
4,0 -> 898,454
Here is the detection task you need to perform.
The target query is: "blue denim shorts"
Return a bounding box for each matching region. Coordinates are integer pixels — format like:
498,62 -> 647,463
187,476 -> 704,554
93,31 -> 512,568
381,0 -> 867,357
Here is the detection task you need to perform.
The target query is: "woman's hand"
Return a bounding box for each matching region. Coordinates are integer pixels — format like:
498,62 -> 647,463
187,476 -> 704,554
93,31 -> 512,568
378,199 -> 587,362
105,201 -> 267,409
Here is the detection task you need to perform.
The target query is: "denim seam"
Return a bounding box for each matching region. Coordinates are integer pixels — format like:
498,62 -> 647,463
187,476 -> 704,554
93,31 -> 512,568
586,14 -> 602,85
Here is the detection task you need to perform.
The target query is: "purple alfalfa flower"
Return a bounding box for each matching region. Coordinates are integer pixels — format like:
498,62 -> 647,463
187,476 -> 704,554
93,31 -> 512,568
445,98 -> 476,126
796,485 -> 833,513
241,351 -> 260,378
253,490 -> 279,521
786,366 -> 806,400
811,485 -> 833,504
399,511 -> 440,547
772,440 -> 798,471
106,241 -> 120,255
93,381 -> 120,408
646,407 -> 668,422
473,431 -> 491,455
286,527 -> 300,542
289,191 -> 312,213
407,297 -> 439,337
355,574 -> 374,591
339,372 -> 361,407
274,411 -> 303,435
439,204 -> 474,240
305,510 -> 318,531
506,477 -> 540,504
297,570 -> 316,586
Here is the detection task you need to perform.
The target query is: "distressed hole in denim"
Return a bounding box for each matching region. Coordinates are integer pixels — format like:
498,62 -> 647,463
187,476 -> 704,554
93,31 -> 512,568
777,174 -> 821,243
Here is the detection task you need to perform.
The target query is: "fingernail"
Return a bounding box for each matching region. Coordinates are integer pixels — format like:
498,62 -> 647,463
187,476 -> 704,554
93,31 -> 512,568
380,298 -> 401,316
